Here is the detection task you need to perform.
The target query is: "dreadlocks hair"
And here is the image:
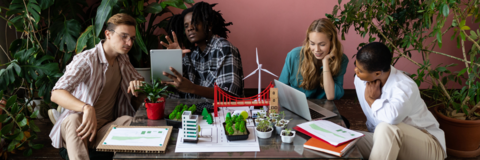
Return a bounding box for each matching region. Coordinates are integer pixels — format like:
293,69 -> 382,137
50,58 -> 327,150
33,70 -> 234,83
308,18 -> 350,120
165,14 -> 188,48
182,1 -> 233,39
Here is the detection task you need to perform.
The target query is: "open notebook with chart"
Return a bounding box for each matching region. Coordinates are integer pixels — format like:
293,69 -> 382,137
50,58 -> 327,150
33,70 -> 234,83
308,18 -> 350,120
96,125 -> 173,153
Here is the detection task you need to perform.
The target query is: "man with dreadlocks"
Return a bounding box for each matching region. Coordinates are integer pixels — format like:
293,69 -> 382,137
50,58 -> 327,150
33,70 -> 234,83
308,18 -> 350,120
160,2 -> 244,99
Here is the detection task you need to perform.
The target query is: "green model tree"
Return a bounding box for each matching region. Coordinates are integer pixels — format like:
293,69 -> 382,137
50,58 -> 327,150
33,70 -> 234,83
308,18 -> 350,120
225,116 -> 232,123
169,110 -> 178,120
175,111 -> 182,120
235,115 -> 243,123
235,121 -> 241,130
232,115 -> 238,122
239,121 -> 246,133
188,104 -> 196,113
227,126 -> 235,135
226,120 -> 233,127
202,107 -> 209,119
206,114 -> 214,124
226,112 -> 232,119
175,104 -> 183,111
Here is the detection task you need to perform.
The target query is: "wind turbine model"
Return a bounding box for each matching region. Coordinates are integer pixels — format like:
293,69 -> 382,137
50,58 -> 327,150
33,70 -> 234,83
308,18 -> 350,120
243,48 -> 278,110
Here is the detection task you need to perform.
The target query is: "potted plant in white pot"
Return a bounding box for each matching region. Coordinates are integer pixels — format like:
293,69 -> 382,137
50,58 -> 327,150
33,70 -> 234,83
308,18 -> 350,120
255,118 -> 273,139
274,117 -> 285,135
269,109 -> 279,119
137,79 -> 172,120
281,128 -> 295,143
329,0 -> 480,157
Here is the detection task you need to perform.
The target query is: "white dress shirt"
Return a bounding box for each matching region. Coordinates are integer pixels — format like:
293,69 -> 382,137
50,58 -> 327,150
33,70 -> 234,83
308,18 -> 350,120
354,66 -> 446,155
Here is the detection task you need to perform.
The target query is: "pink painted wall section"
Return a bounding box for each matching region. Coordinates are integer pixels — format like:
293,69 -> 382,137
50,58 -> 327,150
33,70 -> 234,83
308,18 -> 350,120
190,0 -> 470,89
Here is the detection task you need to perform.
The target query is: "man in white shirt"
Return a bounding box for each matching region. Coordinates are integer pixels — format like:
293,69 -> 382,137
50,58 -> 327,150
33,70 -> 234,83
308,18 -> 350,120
353,42 -> 446,160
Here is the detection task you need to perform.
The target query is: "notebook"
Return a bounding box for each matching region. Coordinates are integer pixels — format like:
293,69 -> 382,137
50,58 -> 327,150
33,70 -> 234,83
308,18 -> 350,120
304,137 -> 359,157
294,120 -> 363,147
96,125 -> 173,153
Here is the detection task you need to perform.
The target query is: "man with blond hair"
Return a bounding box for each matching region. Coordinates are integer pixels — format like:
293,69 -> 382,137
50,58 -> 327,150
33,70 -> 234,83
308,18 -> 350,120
49,13 -> 144,160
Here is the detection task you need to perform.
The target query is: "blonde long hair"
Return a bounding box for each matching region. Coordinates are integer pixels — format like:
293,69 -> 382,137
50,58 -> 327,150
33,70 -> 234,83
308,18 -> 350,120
297,18 -> 343,90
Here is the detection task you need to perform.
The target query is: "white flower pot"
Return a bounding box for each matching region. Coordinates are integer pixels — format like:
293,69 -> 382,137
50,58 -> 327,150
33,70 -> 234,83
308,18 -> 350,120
275,124 -> 285,134
256,126 -> 273,139
27,98 -> 44,119
281,130 -> 296,143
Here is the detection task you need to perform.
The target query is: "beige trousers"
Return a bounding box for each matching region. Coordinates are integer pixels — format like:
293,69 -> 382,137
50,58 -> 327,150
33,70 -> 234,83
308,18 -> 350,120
356,122 -> 445,160
61,114 -> 133,160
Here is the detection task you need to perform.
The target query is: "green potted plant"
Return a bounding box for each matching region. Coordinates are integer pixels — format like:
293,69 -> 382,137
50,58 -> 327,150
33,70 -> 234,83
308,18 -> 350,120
137,79 -> 172,120
328,0 -> 480,157
255,117 -> 273,139
280,128 -> 295,143
274,116 -> 285,135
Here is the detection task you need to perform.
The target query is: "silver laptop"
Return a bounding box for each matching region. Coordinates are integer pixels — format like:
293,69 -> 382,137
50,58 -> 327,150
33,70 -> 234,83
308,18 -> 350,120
150,49 -> 183,82
274,79 -> 337,121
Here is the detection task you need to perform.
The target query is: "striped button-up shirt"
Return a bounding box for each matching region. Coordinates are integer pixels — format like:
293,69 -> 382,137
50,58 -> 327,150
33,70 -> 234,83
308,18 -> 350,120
49,41 -> 143,148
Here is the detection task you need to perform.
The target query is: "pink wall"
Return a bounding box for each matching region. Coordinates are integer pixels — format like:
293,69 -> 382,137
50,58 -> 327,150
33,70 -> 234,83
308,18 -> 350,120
181,0 -> 470,89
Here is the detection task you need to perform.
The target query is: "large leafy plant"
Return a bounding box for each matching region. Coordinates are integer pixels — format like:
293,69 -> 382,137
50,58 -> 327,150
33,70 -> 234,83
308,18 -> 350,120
327,0 -> 480,120
0,91 -> 42,158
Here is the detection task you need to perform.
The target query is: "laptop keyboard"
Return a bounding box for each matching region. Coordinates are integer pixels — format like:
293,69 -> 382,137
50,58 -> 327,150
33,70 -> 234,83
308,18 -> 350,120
309,108 -> 326,119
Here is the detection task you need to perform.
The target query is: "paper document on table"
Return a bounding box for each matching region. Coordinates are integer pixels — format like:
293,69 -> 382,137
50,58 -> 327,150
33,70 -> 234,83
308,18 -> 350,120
103,127 -> 169,146
96,126 -> 172,153
175,107 -> 260,152
296,120 -> 363,146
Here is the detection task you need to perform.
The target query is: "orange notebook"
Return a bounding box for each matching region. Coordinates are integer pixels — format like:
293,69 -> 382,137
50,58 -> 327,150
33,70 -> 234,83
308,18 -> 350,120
303,137 -> 359,157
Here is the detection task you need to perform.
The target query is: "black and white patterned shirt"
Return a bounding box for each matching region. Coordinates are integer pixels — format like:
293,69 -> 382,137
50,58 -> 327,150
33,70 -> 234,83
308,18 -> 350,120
180,35 -> 244,99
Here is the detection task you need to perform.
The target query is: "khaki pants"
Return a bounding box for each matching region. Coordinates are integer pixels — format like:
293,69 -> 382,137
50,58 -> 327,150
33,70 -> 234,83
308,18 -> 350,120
61,114 -> 133,160
356,122 -> 445,160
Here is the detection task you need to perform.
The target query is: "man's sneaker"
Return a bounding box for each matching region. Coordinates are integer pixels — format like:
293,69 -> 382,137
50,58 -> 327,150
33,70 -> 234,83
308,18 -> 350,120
48,109 -> 59,124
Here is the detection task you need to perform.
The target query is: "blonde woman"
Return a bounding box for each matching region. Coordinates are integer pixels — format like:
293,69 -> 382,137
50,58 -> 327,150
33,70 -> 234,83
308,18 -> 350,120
279,18 -> 348,100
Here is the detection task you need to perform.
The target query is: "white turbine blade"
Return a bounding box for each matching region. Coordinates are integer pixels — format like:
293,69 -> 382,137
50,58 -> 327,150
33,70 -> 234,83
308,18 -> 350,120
261,69 -> 278,77
256,48 -> 259,65
243,68 -> 260,80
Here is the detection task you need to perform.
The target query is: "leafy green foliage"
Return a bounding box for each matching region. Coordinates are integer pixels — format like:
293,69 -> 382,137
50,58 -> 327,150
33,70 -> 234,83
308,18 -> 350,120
283,128 -> 292,136
0,91 -> 42,157
137,79 -> 172,103
328,0 -> 480,119
256,118 -> 271,132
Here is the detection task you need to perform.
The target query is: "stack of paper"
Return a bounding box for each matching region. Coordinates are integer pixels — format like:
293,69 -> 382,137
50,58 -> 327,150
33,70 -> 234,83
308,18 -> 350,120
294,120 -> 364,157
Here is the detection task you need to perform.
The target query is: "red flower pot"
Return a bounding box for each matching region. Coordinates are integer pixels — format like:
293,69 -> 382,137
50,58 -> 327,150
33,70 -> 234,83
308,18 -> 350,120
144,97 -> 165,120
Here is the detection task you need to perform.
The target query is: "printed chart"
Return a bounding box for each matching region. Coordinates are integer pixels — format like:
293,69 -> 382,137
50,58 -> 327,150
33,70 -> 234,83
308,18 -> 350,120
103,128 -> 169,147
175,107 -> 260,152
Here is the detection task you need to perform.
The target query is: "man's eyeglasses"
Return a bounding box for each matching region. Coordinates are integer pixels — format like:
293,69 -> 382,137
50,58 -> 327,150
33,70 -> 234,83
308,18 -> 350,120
109,30 -> 136,42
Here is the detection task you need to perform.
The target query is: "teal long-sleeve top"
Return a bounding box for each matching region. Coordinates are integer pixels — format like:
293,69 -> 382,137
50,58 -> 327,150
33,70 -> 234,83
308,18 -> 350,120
279,47 -> 349,100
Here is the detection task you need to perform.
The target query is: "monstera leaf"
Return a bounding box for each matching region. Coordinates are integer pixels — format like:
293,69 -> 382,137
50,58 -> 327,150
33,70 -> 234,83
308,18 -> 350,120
52,19 -> 81,52
94,0 -> 118,37
6,0 -> 41,31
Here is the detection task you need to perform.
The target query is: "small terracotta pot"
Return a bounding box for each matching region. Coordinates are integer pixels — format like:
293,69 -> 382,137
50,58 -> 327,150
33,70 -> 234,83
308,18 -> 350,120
144,97 -> 165,120
434,106 -> 480,158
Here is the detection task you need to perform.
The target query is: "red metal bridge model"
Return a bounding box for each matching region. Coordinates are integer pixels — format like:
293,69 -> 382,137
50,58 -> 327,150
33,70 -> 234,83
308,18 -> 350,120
213,82 -> 274,117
